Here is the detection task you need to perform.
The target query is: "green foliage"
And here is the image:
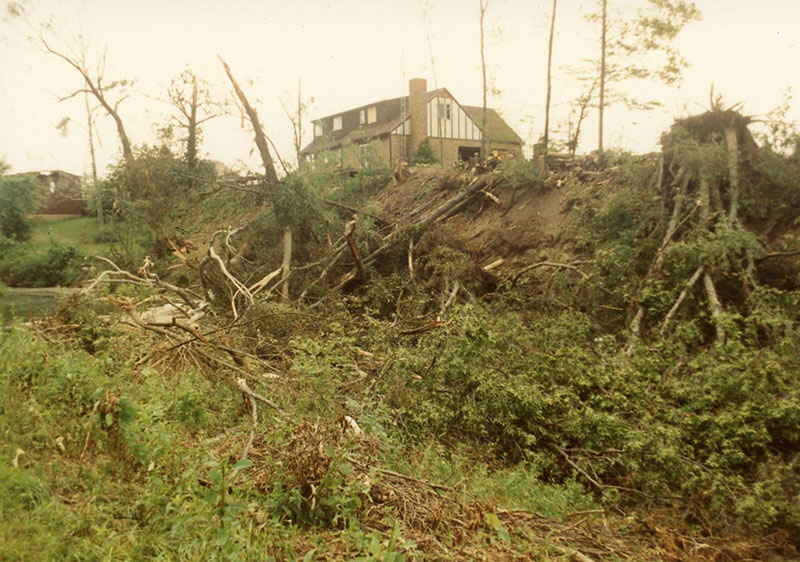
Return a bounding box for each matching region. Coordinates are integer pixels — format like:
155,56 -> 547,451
497,157 -> 544,191
273,173 -> 327,233
382,302 -> 800,536
0,170 -> 38,242
105,144 -> 215,257
580,0 -> 701,112
0,241 -> 83,287
411,139 -> 440,166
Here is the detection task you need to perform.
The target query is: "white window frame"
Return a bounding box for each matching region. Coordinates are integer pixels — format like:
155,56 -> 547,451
359,110 -> 366,125
333,116 -> 343,131
314,122 -> 323,137
358,143 -> 371,168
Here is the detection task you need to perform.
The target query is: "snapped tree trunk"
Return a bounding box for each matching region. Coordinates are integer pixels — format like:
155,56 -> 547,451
219,56 -> 280,193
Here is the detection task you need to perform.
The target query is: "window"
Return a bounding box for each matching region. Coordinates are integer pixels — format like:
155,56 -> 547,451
314,122 -> 323,137
333,116 -> 342,131
438,100 -> 452,120
359,110 -> 366,125
358,143 -> 371,168
367,106 -> 377,124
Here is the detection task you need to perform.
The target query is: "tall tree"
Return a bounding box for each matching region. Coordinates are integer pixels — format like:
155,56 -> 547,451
41,36 -> 135,165
479,0 -> 489,157
543,0 -> 557,156
84,91 -> 103,226
168,67 -> 226,174
589,0 -> 701,154
420,1 -> 445,161
280,78 -> 313,167
598,0 -> 607,155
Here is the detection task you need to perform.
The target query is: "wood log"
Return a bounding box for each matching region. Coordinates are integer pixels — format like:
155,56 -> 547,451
344,219 -> 366,281
659,265 -> 703,336
703,270 -> 726,345
280,226 -> 292,299
408,237 -> 415,281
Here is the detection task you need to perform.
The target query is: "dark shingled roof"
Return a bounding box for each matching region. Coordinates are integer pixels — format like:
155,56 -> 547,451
461,106 -> 523,145
301,88 -> 521,154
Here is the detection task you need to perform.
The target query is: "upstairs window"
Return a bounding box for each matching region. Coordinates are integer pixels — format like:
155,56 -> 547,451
439,100 -> 452,120
333,116 -> 343,131
314,122 -> 323,137
367,106 -> 377,124
359,110 -> 366,125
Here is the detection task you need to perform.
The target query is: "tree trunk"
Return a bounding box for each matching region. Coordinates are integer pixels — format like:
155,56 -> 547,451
295,78 -> 302,165
281,226 -> 292,299
187,74 -> 199,174
598,0 -> 607,156
85,91 -> 103,227
479,0 -> 488,158
543,0 -> 557,157
41,38 -> 135,165
724,126 -> 739,222
219,56 -> 280,193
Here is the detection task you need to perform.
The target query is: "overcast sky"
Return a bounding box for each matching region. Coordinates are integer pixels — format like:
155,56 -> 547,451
1,0 -> 798,176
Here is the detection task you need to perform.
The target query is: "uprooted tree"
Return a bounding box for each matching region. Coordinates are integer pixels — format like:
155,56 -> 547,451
625,98 -> 788,352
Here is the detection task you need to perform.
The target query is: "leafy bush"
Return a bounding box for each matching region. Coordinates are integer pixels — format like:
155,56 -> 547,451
411,139 -> 440,166
497,157 -> 544,191
383,303 -> 800,537
0,241 -> 83,287
0,170 -> 38,242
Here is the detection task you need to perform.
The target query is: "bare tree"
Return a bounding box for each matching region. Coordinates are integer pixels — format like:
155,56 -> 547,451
598,0 -> 607,156
479,0 -> 489,157
420,1 -> 444,161
41,35 -> 135,165
280,78 -> 313,167
168,67 -> 227,174
543,0 -> 557,156
84,91 -> 103,226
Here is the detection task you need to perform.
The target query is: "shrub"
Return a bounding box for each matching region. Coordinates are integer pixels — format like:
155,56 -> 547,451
0,242 -> 83,287
0,171 -> 38,241
411,139 -> 440,166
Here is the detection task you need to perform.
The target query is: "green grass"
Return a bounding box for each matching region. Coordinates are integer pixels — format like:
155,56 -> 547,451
28,216 -> 110,257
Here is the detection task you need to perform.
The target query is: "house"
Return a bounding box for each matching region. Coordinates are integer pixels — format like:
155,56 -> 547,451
300,78 -> 523,168
11,170 -> 84,216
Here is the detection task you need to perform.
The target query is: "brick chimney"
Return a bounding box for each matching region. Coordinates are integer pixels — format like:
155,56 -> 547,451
408,78 -> 427,157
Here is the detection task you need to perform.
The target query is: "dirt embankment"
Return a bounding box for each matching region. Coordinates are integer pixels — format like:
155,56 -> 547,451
373,162 -> 599,274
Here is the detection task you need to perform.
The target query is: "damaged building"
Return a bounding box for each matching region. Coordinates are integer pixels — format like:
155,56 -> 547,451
300,78 -> 523,169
